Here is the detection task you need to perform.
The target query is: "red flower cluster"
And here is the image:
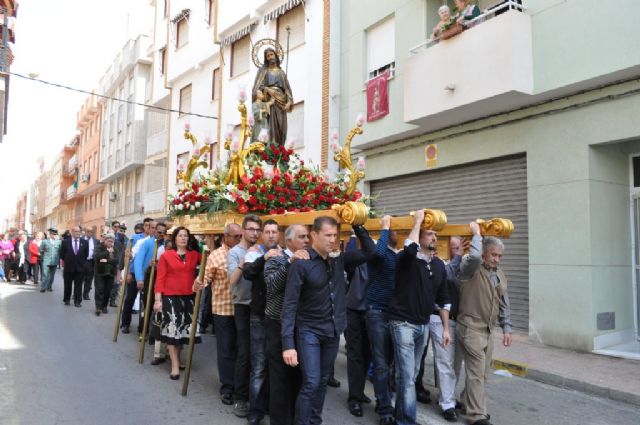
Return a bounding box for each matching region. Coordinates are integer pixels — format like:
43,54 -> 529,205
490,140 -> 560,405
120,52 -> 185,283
170,183 -> 210,212
259,143 -> 293,165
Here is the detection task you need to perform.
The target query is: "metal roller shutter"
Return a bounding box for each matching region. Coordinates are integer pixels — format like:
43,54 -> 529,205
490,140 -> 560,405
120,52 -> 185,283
370,154 -> 529,330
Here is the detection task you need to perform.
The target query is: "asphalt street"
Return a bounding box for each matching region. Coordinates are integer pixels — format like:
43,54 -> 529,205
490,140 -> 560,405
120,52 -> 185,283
1,272 -> 638,425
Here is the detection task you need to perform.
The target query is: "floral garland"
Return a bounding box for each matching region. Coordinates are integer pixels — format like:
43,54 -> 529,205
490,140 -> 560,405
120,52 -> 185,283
168,143 -> 364,216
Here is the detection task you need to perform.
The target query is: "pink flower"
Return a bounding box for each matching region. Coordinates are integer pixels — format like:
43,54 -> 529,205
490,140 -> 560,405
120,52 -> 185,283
192,147 -> 201,157
230,138 -> 240,152
258,129 -> 269,143
285,138 -> 295,150
264,164 -> 275,179
204,137 -> 212,145
332,141 -> 340,154
237,85 -> 247,103
356,156 -> 366,171
331,129 -> 339,142
177,162 -> 186,171
184,122 -> 191,132
247,114 -> 255,127
355,113 -> 364,127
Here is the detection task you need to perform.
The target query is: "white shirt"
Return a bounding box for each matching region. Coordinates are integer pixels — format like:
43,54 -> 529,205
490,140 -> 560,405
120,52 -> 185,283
86,237 -> 95,260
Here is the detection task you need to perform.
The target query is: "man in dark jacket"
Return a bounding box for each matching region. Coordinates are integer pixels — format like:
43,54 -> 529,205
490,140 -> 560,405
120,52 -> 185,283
59,226 -> 89,307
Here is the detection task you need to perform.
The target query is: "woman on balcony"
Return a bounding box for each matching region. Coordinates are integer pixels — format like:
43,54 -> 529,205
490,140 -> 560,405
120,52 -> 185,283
455,0 -> 481,28
153,226 -> 202,380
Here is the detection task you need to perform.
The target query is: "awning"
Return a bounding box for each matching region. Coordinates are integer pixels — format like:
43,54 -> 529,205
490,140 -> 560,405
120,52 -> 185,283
263,0 -> 304,24
171,8 -> 190,24
221,22 -> 256,46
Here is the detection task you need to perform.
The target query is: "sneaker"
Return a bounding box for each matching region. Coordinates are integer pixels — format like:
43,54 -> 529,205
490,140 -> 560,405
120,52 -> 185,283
233,401 -> 249,418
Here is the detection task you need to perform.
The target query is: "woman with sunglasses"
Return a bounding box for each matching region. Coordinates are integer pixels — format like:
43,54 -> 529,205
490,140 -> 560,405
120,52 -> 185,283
154,226 -> 202,380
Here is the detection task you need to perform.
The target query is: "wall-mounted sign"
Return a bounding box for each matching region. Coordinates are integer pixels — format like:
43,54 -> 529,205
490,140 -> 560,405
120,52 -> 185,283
425,143 -> 437,168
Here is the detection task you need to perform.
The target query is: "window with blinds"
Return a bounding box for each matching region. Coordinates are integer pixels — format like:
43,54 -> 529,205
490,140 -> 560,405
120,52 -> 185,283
176,17 -> 189,49
366,15 -> 395,80
277,4 -> 305,50
179,84 -> 192,117
231,36 -> 250,77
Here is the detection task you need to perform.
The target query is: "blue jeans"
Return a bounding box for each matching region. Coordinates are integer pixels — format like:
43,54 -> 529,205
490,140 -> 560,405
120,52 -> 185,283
213,314 -> 237,396
366,308 -> 394,418
295,327 -> 340,425
249,314 -> 268,421
390,320 -> 428,425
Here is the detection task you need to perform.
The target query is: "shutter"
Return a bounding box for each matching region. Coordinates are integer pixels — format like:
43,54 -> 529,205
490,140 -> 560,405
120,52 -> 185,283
370,154 -> 529,330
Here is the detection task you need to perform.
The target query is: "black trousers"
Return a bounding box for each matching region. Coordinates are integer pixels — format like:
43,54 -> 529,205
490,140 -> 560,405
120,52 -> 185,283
234,304 -> 251,402
266,317 -> 300,425
17,262 -> 28,283
346,308 -> 371,402
94,274 -> 115,310
83,259 -> 95,297
121,274 -> 139,328
63,270 -> 84,304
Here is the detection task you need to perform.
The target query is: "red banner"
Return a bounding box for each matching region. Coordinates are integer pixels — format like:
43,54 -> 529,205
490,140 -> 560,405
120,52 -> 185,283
366,70 -> 389,122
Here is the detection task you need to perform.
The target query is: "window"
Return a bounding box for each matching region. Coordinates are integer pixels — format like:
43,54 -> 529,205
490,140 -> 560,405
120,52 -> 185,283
277,5 -> 305,49
207,0 -> 215,26
176,17 -> 189,48
179,84 -> 192,117
211,68 -> 220,100
160,47 -> 166,75
366,16 -> 396,80
231,36 -> 250,77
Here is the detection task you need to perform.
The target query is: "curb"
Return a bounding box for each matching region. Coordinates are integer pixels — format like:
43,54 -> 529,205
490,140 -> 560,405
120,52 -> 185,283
492,358 -> 640,407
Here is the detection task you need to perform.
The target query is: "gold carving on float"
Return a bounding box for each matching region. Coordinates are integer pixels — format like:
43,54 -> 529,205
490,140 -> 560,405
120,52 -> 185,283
223,101 -> 265,185
178,129 -> 212,189
334,123 -> 365,197
331,201 -> 369,226
409,209 -> 448,231
476,218 -> 514,238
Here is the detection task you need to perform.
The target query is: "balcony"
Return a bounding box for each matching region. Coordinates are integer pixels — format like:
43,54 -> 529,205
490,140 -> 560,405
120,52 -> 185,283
65,155 -> 78,175
404,4 -> 533,129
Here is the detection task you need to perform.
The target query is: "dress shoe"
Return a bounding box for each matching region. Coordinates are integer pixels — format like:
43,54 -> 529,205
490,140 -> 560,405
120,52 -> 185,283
348,401 -> 363,417
379,417 -> 395,425
362,395 -> 372,404
121,326 -> 130,334
95,310 -> 101,316
443,408 -> 457,421
74,303 -> 82,308
233,400 -> 250,417
327,377 -> 341,388
47,288 -> 53,292
83,295 -> 90,301
102,307 -> 108,314
40,289 -> 45,293
169,373 -> 180,380
64,301 -> 70,306
221,393 -> 234,405
455,401 -> 464,411
416,388 -> 431,404
109,301 -> 117,307
151,357 -> 166,366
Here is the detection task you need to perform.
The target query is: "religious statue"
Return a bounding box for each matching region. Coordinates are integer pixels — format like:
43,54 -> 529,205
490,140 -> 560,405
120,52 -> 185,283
252,89 -> 273,143
252,46 -> 293,146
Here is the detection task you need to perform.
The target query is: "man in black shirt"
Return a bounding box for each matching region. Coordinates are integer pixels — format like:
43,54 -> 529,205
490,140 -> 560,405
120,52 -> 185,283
388,209 -> 451,425
281,216 -> 375,425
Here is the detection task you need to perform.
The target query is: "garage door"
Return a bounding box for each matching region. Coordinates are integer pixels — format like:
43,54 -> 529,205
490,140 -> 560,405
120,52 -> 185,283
370,154 -> 529,330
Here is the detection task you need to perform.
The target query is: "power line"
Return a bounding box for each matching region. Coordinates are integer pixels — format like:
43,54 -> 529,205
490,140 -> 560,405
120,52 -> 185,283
8,71 -> 219,120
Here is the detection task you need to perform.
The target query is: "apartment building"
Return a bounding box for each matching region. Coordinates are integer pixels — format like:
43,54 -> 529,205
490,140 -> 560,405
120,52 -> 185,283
340,0 -> 640,357
0,0 -> 17,142
76,93 -> 106,234
98,34 -> 153,228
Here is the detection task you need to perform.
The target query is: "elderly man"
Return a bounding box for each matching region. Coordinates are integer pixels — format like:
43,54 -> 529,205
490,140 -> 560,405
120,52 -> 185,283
59,226 -> 89,307
456,223 -> 512,425
388,209 -> 451,425
94,232 -> 121,316
82,227 -> 99,300
263,224 -> 310,425
203,223 -> 243,406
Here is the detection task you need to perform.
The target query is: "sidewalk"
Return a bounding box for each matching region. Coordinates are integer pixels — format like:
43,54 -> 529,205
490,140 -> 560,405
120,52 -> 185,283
491,332 -> 640,406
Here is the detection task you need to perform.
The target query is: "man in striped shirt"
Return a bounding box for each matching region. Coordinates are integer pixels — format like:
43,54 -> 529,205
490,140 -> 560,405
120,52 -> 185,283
263,224 -> 309,425
365,215 -> 398,425
204,223 -> 243,406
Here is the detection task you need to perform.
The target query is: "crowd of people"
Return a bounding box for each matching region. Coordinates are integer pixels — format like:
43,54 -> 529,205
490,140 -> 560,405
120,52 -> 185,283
1,211 -> 512,425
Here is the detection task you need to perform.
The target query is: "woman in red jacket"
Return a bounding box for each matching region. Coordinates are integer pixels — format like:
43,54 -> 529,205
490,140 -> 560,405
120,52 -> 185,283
29,232 -> 44,285
153,226 -> 201,380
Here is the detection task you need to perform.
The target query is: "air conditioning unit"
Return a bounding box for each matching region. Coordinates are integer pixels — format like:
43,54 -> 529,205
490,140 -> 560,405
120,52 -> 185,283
108,192 -> 118,202
81,173 -> 90,183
